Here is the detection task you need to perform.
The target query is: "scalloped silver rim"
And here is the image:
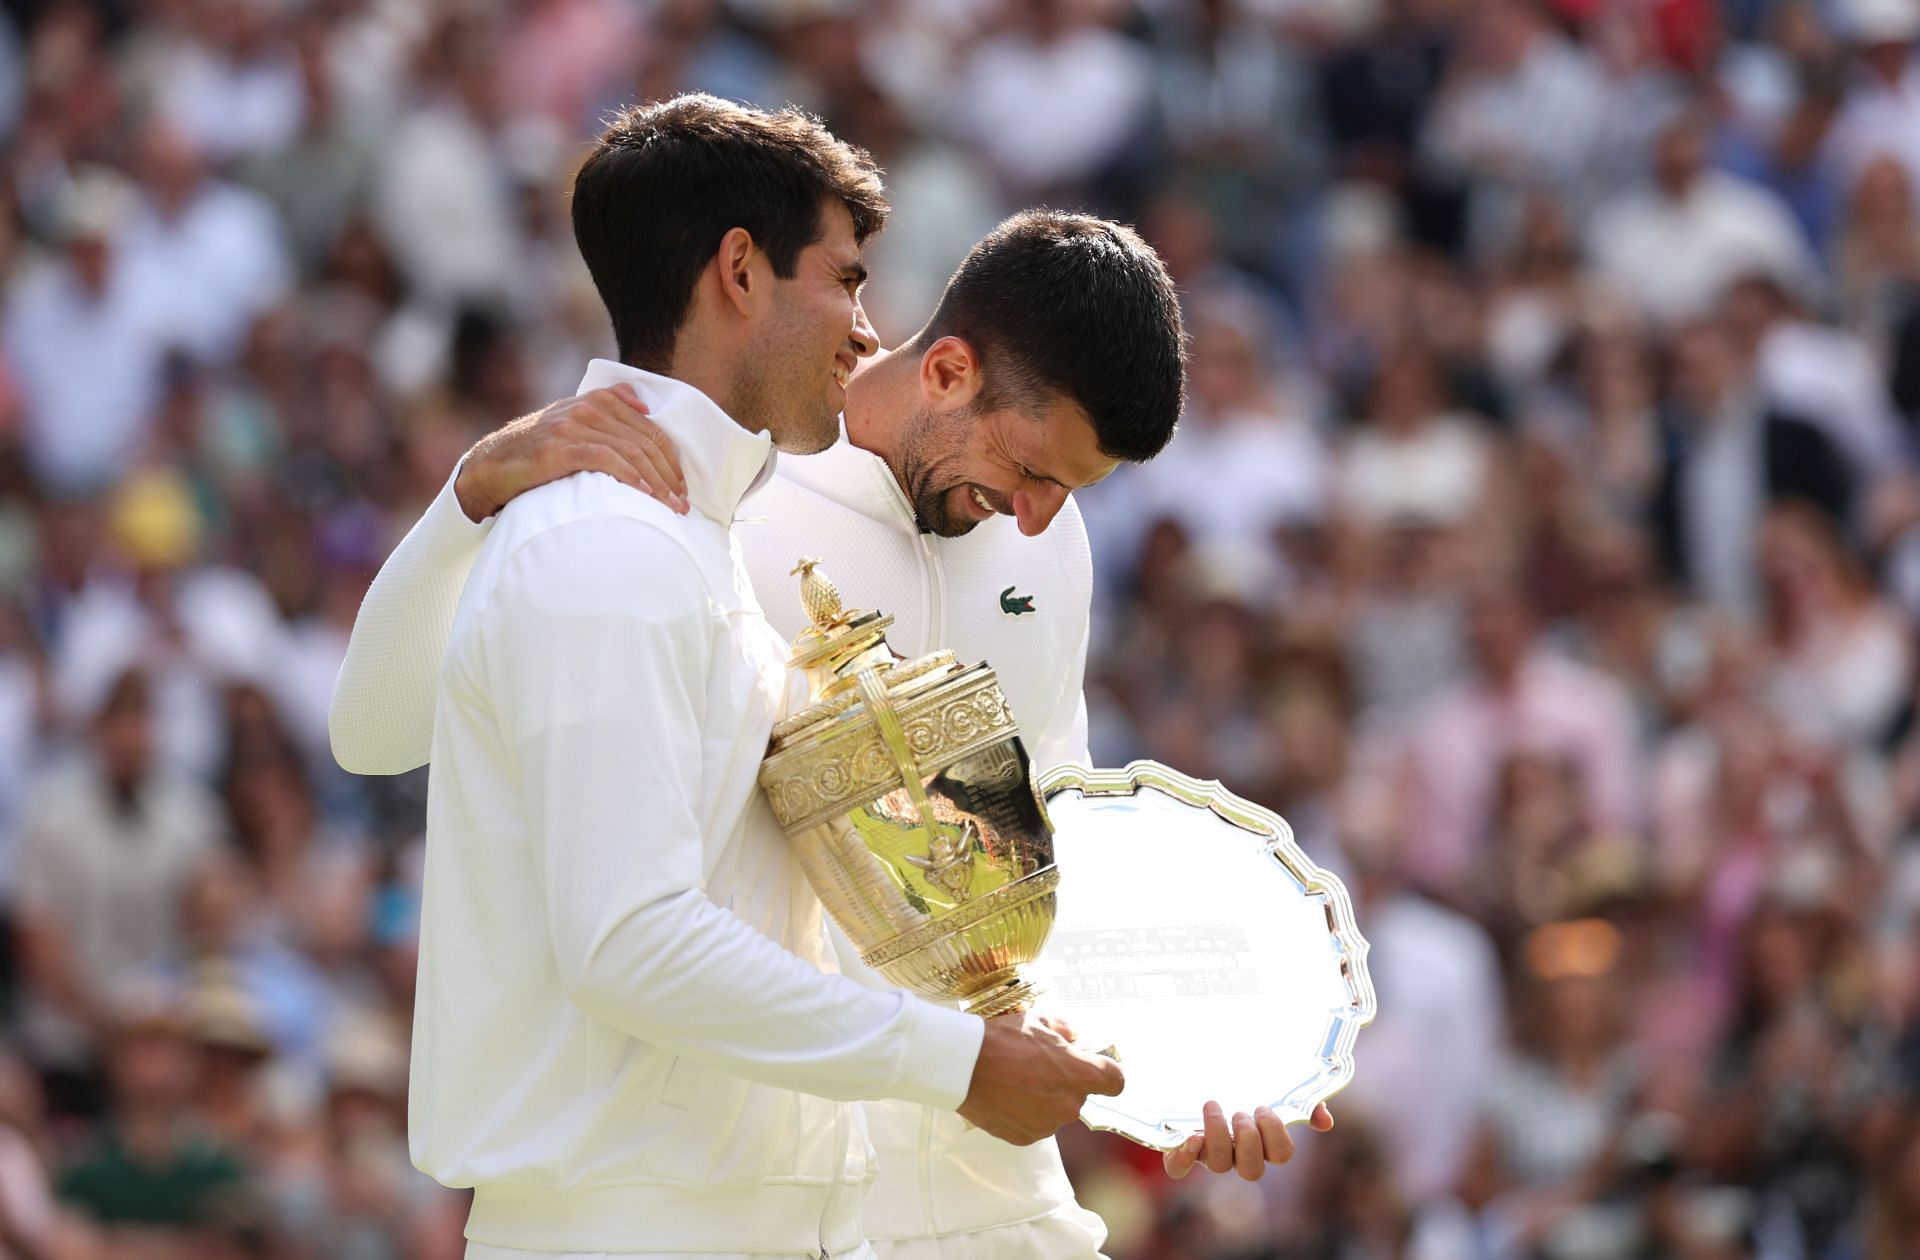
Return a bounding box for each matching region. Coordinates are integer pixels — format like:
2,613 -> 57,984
1035,759 -> 1380,1151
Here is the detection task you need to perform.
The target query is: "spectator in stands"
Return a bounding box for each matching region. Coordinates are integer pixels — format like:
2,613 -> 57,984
1723,270 -> 1907,480
1398,577 -> 1642,899
1650,316 -> 1856,618
13,668 -> 225,1109
1589,101 -> 1816,327
1,169 -> 166,493
4,0 -> 1920,1254
56,988 -> 246,1239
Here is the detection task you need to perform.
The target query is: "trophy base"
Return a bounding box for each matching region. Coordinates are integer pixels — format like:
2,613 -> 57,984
859,866 -> 1060,1017
964,978 -> 1039,1019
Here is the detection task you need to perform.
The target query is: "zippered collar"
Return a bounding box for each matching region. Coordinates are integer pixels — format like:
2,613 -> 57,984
764,421 -> 921,534
576,359 -> 777,525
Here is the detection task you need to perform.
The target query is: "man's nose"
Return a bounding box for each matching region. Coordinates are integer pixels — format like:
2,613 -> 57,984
851,299 -> 879,358
1013,484 -> 1068,537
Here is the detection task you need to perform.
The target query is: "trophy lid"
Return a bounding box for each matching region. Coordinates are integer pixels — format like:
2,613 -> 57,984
771,558 -> 964,743
782,558 -> 895,679
762,559 -> 1021,831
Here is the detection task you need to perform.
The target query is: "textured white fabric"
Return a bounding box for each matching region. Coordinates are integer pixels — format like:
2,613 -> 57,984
332,406 -> 1105,1258
867,1207 -> 1109,1260
329,458 -> 487,774
742,432 -> 1094,771
411,363 -> 983,1257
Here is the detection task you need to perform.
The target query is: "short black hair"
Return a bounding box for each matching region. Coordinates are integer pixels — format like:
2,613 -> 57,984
919,211 -> 1186,462
571,94 -> 889,371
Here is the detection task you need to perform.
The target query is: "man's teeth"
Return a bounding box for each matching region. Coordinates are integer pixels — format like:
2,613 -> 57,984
832,363 -> 850,387
971,487 -> 993,513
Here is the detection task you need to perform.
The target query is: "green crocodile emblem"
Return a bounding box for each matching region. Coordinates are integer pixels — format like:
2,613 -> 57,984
999,586 -> 1035,617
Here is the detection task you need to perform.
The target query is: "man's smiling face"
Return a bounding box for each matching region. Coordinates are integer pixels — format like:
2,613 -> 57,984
842,212 -> 1189,537
893,384 -> 1120,539
748,199 -> 878,454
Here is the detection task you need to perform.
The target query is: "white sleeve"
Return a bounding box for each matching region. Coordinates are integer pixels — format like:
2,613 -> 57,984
488,518 -> 984,1109
328,468 -> 490,775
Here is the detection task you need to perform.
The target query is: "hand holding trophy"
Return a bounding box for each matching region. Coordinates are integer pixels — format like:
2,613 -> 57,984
758,561 -> 1376,1151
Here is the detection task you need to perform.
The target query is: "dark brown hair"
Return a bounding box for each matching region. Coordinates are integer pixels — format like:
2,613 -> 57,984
915,211 -> 1186,463
572,94 -> 888,371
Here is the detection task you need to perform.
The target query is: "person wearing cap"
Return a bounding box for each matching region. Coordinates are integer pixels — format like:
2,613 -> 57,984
55,985 -> 247,1236
182,977 -> 276,1155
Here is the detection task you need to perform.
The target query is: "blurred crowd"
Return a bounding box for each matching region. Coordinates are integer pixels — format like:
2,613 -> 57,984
3,0 -> 1920,1256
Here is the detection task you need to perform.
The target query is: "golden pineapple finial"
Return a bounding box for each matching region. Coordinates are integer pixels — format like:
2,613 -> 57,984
791,558 -> 844,629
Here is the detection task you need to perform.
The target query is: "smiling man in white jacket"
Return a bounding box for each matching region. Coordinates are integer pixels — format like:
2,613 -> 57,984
336,210 -> 1325,1259
394,98 -> 1124,1260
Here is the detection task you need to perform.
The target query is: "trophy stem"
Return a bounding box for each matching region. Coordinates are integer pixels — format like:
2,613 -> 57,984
965,978 -> 1039,1019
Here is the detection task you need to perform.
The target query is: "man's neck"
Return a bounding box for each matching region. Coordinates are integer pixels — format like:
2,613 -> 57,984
655,348 -> 760,437
841,350 -> 912,492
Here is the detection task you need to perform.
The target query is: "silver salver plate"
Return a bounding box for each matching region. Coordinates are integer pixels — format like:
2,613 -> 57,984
1029,761 -> 1377,1151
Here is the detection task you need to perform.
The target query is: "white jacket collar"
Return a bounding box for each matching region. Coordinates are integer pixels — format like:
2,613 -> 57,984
576,359 -> 776,524
770,423 -> 919,531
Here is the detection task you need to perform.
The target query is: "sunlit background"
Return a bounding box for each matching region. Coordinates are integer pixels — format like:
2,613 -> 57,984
1,0 -> 1919,1255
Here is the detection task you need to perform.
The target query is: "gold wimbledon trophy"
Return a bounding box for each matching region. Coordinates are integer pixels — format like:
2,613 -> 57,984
760,561 -> 1378,1152
758,560 -> 1058,1018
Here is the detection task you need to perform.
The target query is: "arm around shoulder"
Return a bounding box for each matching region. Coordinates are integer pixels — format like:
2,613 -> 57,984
328,468 -> 493,775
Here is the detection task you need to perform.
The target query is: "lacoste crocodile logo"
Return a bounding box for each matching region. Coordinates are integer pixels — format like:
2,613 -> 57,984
1000,586 -> 1035,617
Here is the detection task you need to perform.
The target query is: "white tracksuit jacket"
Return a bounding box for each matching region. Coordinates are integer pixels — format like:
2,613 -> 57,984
332,360 -> 1108,1259
404,362 -> 986,1258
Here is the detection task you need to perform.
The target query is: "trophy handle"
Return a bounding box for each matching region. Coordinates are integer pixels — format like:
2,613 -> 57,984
852,666 -> 977,904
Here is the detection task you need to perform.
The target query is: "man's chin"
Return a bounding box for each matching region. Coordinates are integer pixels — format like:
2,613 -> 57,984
914,502 -> 980,539
772,407 -> 843,455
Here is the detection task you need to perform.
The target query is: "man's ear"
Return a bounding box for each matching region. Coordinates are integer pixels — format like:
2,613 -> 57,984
714,227 -> 759,319
918,336 -> 984,411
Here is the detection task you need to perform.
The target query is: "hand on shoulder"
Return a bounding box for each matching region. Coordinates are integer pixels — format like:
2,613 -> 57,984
456,384 -> 688,522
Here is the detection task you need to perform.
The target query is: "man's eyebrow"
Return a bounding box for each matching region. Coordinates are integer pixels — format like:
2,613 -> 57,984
1019,461 -> 1071,489
839,260 -> 868,285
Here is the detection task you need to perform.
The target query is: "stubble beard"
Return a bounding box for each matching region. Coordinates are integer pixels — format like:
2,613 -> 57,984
897,410 -> 978,538
732,346 -> 841,455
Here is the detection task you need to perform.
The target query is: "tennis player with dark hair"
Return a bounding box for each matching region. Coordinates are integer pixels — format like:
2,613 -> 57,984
337,98 -> 1328,1260
376,94 -> 1126,1260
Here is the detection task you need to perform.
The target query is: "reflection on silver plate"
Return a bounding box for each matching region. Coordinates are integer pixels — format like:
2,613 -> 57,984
1030,761 -> 1377,1151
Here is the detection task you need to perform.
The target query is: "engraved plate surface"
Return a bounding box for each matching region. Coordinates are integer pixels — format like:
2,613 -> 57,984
1030,762 -> 1377,1151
